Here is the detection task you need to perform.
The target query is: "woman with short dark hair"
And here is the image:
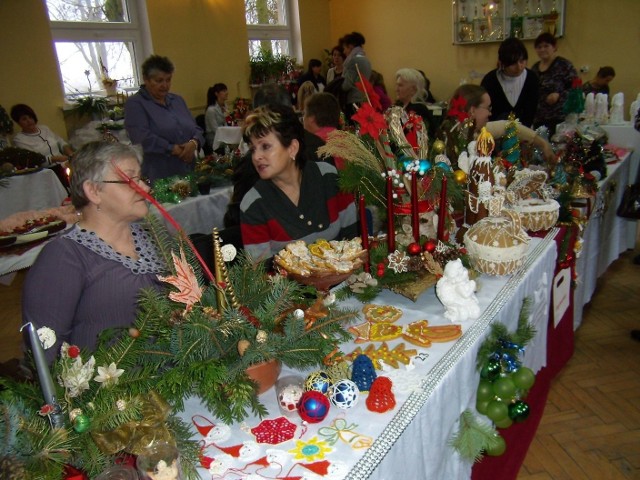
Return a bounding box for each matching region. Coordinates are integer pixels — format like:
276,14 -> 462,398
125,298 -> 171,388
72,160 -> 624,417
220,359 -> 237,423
10,103 -> 74,165
125,54 -> 204,182
480,37 -> 540,127
531,33 -> 578,133
297,59 -> 326,92
239,104 -> 357,261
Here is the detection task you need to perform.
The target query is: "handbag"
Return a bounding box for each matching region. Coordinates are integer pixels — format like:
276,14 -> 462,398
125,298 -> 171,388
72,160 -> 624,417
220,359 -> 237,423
617,183 -> 640,219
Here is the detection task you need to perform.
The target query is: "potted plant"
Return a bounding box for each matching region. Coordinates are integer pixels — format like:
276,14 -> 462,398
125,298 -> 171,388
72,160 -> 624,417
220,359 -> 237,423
249,47 -> 297,86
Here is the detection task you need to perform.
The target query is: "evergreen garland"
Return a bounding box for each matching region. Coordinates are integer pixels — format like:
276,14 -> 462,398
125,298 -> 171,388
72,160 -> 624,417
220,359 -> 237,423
0,219 -> 359,478
449,409 -> 501,462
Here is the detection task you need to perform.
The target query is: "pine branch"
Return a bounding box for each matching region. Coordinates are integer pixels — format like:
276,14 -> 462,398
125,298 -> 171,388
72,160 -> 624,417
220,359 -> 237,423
448,409 -> 499,462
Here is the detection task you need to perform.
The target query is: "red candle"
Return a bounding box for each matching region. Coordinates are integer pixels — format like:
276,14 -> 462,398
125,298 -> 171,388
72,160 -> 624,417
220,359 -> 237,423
437,174 -> 448,241
386,175 -> 396,252
411,172 -> 420,243
359,194 -> 370,273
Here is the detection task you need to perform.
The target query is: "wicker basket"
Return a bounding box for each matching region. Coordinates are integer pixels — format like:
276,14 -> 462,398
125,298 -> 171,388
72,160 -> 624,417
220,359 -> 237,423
512,198 -> 560,232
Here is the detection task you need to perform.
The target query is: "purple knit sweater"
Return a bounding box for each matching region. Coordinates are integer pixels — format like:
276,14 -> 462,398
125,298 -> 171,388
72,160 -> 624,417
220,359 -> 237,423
22,224 -> 165,363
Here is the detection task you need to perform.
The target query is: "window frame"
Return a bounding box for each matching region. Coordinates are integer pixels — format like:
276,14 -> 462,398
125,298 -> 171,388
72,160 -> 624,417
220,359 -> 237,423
47,0 -> 153,100
245,0 -> 302,61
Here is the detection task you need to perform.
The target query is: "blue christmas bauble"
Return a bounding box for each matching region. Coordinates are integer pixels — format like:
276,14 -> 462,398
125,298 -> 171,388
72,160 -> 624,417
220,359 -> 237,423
304,370 -> 332,394
298,391 -> 330,423
328,379 -> 360,409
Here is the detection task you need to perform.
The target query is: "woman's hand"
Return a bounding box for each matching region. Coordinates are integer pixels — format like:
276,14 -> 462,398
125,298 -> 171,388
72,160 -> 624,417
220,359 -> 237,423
540,141 -> 556,163
178,139 -> 197,163
545,92 -> 560,105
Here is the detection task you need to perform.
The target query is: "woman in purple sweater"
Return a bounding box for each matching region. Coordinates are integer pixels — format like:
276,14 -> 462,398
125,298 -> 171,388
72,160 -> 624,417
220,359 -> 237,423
22,142 -> 166,362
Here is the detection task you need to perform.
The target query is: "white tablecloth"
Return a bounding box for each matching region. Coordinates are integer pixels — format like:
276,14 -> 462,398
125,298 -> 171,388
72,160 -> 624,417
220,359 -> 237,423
573,151 -> 637,329
212,126 -> 243,151
68,120 -> 130,149
151,185 -> 232,235
0,168 -> 68,219
180,233 -> 557,480
0,186 -> 232,278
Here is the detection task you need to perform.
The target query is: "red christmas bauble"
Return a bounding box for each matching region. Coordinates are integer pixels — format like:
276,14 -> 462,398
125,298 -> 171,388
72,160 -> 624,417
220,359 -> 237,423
407,243 -> 422,255
298,391 -> 330,423
423,240 -> 437,253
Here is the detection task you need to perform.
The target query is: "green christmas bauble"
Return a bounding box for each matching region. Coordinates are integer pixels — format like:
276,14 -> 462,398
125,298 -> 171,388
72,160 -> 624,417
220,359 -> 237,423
73,414 -> 90,433
486,434 -> 506,456
480,358 -> 501,381
486,399 -> 508,422
508,400 -> 530,422
476,379 -> 494,401
512,367 -> 535,390
476,398 -> 490,415
492,376 -> 517,400
494,416 -> 513,429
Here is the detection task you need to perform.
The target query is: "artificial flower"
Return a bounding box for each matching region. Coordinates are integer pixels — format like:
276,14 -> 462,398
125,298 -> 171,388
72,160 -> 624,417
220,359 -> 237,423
60,354 -> 95,398
351,103 -> 387,140
447,95 -> 469,123
37,327 -> 56,350
355,77 -> 382,112
39,404 -> 54,416
94,362 -> 125,387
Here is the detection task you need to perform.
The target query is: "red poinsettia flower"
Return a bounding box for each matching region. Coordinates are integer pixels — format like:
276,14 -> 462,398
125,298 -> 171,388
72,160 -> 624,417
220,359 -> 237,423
39,404 -> 54,416
351,103 -> 387,140
447,95 -> 469,122
355,77 -> 382,112
68,345 -> 81,358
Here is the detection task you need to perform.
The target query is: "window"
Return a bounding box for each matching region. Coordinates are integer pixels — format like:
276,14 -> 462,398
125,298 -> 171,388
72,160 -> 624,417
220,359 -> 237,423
245,0 -> 302,61
45,0 -> 152,99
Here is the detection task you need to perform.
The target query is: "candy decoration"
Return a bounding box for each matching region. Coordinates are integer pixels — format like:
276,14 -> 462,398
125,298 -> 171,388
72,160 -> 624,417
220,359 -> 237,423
304,371 -> 332,395
366,377 -> 396,413
351,354 -> 377,392
298,391 -> 330,423
73,414 -> 90,433
328,379 -> 360,409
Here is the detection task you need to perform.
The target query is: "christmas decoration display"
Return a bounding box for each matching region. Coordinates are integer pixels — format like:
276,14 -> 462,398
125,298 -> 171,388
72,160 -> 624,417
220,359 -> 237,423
304,371 -> 333,395
298,392 -> 331,423
351,354 -> 378,392
435,259 -> 481,323
499,113 -> 522,167
450,298 -> 536,462
505,169 -> 560,232
345,342 -> 417,368
317,418 -> 372,449
327,379 -> 360,410
0,214 -> 359,478
365,377 -> 396,413
316,69 -> 466,302
275,375 -> 305,416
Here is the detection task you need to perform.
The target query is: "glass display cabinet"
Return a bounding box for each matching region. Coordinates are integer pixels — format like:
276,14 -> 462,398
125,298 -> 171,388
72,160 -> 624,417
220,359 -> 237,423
452,0 -> 565,44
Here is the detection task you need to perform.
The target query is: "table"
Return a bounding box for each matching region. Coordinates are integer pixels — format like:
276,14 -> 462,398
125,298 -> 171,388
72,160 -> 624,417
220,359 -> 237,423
573,150 -> 637,329
212,126 -> 243,151
68,120 -> 130,149
0,168 -> 68,218
150,185 -> 232,235
181,233 -> 558,480
0,186 -> 232,279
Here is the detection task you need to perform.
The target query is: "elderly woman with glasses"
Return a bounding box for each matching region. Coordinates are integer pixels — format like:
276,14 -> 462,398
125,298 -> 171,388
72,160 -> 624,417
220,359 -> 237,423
240,104 -> 357,262
125,55 -> 204,183
435,84 -> 555,164
480,37 -> 539,127
23,141 -> 166,362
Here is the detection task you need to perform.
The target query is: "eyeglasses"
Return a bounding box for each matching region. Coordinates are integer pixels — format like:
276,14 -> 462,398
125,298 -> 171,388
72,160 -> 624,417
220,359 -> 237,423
478,105 -> 492,112
101,176 -> 151,187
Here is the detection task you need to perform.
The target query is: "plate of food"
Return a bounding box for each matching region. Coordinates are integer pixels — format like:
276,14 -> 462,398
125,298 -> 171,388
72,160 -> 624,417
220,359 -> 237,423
0,216 -> 67,249
275,238 -> 367,291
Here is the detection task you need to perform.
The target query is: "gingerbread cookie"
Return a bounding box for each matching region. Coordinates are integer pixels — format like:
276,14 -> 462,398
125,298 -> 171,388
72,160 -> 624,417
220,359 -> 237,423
362,304 -> 403,323
349,321 -> 403,343
402,320 -> 462,347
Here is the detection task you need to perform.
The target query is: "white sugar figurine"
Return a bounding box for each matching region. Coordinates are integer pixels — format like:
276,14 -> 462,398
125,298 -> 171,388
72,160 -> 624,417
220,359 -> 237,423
436,259 -> 480,323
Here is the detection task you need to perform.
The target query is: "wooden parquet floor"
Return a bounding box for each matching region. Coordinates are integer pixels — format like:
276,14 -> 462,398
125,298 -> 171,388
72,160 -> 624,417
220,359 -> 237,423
1,250 -> 639,479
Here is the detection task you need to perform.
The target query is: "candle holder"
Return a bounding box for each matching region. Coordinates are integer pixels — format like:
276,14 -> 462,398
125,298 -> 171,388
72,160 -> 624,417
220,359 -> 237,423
136,442 -> 182,480
95,464 -> 139,480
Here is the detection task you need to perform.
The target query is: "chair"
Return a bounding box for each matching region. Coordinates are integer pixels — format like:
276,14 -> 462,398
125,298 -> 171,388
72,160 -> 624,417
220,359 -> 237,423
195,114 -> 213,155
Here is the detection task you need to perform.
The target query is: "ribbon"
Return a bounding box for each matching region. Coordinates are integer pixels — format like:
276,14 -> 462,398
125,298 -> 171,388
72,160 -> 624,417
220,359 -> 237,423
91,391 -> 174,456
317,418 -> 372,449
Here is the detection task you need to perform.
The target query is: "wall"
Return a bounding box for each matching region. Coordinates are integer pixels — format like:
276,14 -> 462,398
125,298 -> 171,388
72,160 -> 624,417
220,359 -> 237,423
0,1 -> 67,137
328,0 -> 640,115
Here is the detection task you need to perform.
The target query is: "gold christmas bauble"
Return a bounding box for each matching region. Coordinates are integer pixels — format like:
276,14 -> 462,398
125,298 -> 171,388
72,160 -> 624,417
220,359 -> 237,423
432,139 -> 445,155
454,169 -> 468,184
237,339 -> 251,356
